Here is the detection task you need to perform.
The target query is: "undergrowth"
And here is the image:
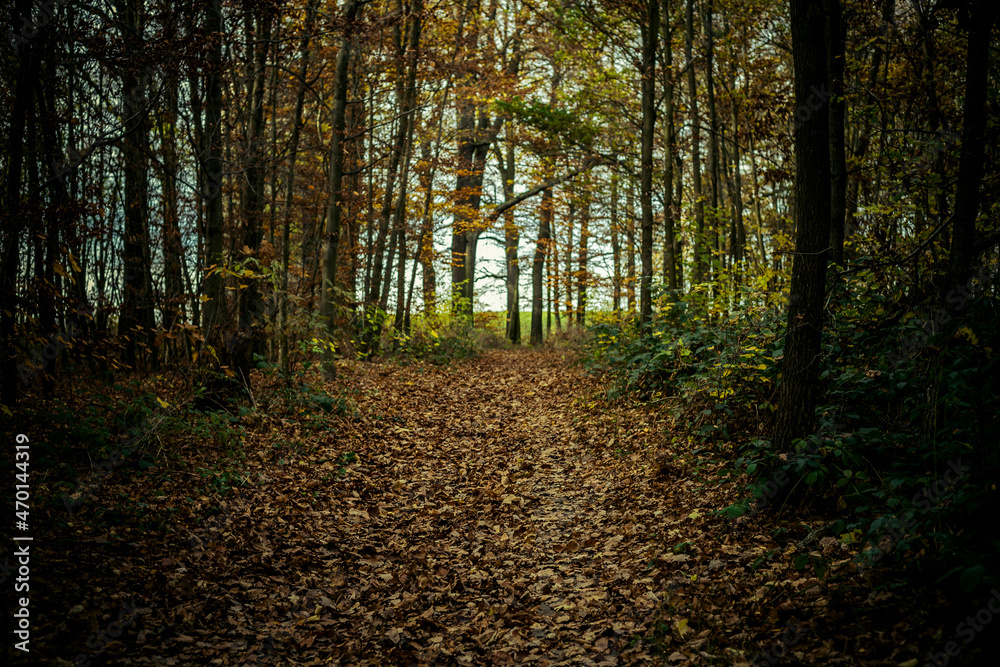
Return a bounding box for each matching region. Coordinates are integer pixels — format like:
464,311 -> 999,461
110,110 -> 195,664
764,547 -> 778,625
585,273 -> 1000,596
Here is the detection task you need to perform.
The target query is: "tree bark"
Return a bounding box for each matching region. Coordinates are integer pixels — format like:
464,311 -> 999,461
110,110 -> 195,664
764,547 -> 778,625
201,0 -> 226,347
773,0 -> 832,453
944,0 -> 995,293
686,0 -> 706,283
280,0 -> 319,371
577,198 -> 589,326
1,3 -> 38,406
234,4 -> 272,379
530,183 -> 553,345
639,0 -> 660,327
662,0 -> 678,292
320,0 -> 361,357
825,0 -> 847,266
610,171 -> 621,313
497,138 -> 521,343
119,0 -> 151,369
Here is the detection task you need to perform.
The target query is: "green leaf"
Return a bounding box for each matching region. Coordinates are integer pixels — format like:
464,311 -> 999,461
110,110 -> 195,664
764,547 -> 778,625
960,565 -> 985,593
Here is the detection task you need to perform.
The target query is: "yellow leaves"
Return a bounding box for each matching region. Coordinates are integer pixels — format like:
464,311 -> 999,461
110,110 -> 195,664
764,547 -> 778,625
156,397 -> 170,408
955,326 -> 979,345
53,261 -> 71,281
840,530 -> 861,545
676,618 -> 691,637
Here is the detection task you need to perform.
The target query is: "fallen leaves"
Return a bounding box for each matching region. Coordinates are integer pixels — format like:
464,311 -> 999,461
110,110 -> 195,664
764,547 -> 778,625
27,348 -> 969,666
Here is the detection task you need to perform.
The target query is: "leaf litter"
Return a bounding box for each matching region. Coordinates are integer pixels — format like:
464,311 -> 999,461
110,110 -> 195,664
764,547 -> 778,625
26,348 -> 947,666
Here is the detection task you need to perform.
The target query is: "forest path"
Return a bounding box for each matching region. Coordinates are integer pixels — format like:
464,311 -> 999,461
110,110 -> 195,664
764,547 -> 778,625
293,348 -> 687,665
35,348 -> 736,667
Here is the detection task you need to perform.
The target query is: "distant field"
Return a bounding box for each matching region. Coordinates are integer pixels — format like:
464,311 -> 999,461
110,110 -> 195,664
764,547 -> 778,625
475,310 -> 624,342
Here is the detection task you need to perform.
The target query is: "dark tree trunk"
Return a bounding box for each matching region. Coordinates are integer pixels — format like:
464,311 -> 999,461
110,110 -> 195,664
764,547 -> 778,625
498,139 -> 521,343
662,0 -> 678,292
280,0 -> 319,371
825,0 -> 847,266
610,171 -> 621,313
530,185 -> 553,345
1,9 -> 38,406
321,0 -> 361,355
773,0 -> 832,452
234,5 -> 273,380
687,0 -> 706,283
201,0 -> 226,344
119,0 -> 151,370
577,199 -> 589,326
944,0 -> 995,292
639,0 -> 659,326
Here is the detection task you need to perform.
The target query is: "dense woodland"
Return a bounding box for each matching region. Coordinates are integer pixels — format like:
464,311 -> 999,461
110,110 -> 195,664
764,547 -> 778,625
3,0 -> 1000,664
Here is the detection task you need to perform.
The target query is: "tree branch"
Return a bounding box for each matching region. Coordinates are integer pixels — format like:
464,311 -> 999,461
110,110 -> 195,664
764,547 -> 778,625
488,157 -> 602,220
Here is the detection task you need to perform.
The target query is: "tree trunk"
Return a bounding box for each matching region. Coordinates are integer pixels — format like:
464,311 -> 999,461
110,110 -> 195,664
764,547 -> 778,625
563,201 -> 574,325
201,0 -> 226,347
498,138 -> 521,343
662,0 -> 678,293
119,0 -> 150,370
320,0 -> 361,357
773,0 -> 832,453
161,62 -> 184,353
825,0 -> 847,266
944,0 -> 995,293
1,7 -> 38,406
279,0 -> 319,371
703,0 -> 721,282
610,171 -> 621,313
577,198 -> 589,326
639,0 -> 659,327
234,5 -> 272,380
530,184 -> 553,345
686,0 -> 706,283
626,178 -> 636,313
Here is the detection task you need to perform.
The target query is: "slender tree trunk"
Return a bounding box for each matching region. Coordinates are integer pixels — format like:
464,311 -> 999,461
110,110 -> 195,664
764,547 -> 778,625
1,8 -> 39,406
564,200 -> 575,325
418,139 -> 437,310
686,0 -> 706,283
552,210 -> 562,330
703,0 -> 721,284
498,139 -> 521,343
530,185 -> 553,345
639,0 -> 660,326
119,0 -> 150,369
577,198 -> 589,326
774,0 -> 832,452
280,0 -> 319,371
320,0 -> 361,355
662,1 -> 678,293
826,0 -> 847,266
201,0 -> 226,344
627,178 -> 637,313
235,5 -> 273,378
161,65 -> 183,349
944,0 -> 995,293
610,171 -> 621,313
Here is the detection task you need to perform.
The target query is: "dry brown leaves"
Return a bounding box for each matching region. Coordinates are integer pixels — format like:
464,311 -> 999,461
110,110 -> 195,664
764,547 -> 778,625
25,348 -> 927,666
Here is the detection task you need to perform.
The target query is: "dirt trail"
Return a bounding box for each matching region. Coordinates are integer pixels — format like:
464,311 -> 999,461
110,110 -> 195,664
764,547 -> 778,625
33,349 -> 720,667
287,349 -> 679,664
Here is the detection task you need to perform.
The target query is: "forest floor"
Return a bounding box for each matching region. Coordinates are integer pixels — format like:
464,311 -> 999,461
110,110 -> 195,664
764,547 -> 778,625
17,349 -> 960,665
